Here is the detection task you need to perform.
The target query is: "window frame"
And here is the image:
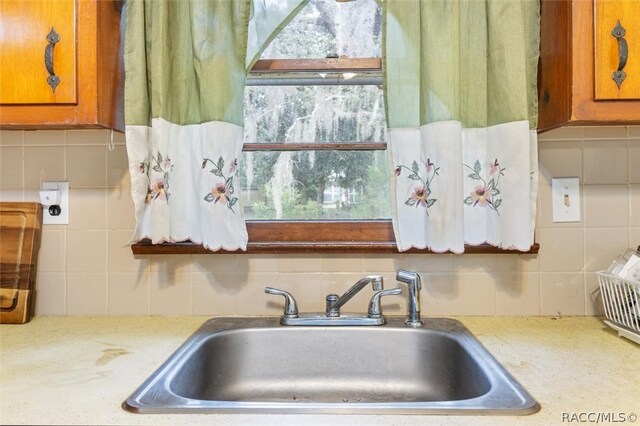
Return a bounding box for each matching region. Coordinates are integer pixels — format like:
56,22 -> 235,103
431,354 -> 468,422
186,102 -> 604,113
131,58 -> 539,255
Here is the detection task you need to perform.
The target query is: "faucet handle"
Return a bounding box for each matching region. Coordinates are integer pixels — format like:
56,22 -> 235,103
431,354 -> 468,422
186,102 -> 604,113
265,287 -> 299,318
368,287 -> 402,319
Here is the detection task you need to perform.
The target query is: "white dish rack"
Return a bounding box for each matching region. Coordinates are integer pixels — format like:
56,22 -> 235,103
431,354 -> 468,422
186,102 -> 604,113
597,272 -> 640,345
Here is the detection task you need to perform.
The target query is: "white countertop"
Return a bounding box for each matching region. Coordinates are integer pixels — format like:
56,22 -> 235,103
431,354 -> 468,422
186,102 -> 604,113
1,316 -> 638,425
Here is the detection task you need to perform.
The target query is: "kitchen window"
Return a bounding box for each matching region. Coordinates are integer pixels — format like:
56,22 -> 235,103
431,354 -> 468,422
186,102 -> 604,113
242,0 -> 393,251
132,0 -> 539,254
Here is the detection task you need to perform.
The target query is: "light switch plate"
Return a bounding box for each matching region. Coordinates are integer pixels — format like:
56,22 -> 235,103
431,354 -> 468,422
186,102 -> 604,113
551,177 -> 580,223
41,181 -> 69,225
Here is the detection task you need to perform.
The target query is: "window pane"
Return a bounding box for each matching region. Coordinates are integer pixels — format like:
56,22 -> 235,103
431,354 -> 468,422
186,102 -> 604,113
240,150 -> 391,220
243,85 -> 386,144
262,0 -> 382,59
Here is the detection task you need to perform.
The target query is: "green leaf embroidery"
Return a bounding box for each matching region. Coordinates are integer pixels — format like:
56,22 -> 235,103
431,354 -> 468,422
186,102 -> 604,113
473,160 -> 481,174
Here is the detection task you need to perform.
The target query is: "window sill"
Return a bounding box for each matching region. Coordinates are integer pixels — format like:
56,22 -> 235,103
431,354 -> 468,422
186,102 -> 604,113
130,220 -> 539,255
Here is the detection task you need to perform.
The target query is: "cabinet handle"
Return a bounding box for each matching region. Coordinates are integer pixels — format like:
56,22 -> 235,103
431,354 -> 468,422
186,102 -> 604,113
44,27 -> 61,93
611,20 -> 628,89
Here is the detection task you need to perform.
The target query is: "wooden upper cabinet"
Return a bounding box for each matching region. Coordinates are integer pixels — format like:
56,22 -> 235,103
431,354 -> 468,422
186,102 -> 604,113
0,0 -> 76,104
0,0 -> 123,131
594,0 -> 640,100
538,0 -> 640,131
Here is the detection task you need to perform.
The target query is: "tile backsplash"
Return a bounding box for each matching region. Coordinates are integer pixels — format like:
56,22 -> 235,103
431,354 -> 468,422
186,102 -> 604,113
1,127 -> 638,317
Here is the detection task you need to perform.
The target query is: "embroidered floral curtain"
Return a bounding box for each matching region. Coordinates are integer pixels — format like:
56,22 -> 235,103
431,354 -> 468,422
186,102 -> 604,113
385,0 -> 540,253
124,0 -> 250,250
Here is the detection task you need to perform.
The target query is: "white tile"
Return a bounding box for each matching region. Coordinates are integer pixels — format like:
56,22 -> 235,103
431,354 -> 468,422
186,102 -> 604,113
150,273 -> 192,315
38,229 -> 66,273
66,231 -> 107,273
630,185 -> 640,227
397,254 -> 453,273
363,255 -> 398,273
107,272 -> 150,315
584,272 -> 605,316
452,255 -> 496,273
192,272 -> 236,316
537,126 -> 582,141
320,255 -> 364,273
0,130 -> 24,146
540,272 -> 585,316
582,126 -> 628,139
583,140 -> 628,184
495,273 -> 541,316
149,255 -> 192,274
235,255 -> 278,273
584,228 -> 628,272
496,254 -> 540,273
450,273 -> 497,316
107,188 -> 136,230
35,273 -> 66,316
66,273 -> 107,315
421,273 -> 454,317
191,254 -> 237,274
537,228 -> 584,272
67,188 -> 107,230
107,230 -> 149,273
583,185 -> 629,227
277,255 -> 322,273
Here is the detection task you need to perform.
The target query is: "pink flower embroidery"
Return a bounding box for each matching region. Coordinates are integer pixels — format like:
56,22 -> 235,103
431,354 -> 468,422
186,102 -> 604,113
145,178 -> 166,203
229,158 -> 238,175
210,182 -> 228,205
202,156 -> 239,213
410,185 -> 429,208
464,159 -> 503,213
426,158 -> 434,174
150,178 -> 166,201
470,185 -> 491,207
489,159 -> 500,176
397,160 -> 439,213
163,157 -> 171,170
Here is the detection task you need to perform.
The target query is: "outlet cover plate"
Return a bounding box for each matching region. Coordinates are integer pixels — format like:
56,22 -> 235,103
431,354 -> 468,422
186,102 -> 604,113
551,177 -> 580,223
42,181 -> 69,225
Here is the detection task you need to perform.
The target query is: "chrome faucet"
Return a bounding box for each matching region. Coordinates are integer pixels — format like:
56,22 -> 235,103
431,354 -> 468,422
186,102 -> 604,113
326,275 -> 384,317
396,269 -> 423,327
265,274 -> 400,326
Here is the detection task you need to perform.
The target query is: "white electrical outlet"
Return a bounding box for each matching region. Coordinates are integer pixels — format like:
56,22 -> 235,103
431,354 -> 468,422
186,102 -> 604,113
551,177 -> 580,223
40,182 -> 69,225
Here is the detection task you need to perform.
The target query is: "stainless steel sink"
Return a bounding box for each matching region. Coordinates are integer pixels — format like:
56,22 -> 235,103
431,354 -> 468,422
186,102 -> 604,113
123,317 -> 540,415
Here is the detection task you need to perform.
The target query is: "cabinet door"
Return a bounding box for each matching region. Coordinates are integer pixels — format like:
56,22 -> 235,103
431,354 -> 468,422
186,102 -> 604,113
0,0 -> 76,104
595,0 -> 640,100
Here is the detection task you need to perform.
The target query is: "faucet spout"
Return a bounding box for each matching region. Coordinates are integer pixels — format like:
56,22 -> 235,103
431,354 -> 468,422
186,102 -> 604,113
326,275 -> 384,317
396,270 -> 423,327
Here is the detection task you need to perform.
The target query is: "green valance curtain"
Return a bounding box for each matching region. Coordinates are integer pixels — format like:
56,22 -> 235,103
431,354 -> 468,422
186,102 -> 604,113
123,0 -> 540,252
124,0 -> 251,250
385,0 -> 540,252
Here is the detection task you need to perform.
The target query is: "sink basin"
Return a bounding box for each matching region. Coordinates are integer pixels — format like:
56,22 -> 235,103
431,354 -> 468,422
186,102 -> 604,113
123,317 -> 540,415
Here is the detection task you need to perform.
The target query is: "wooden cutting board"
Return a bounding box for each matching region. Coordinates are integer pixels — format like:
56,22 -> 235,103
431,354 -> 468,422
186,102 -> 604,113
0,202 -> 43,324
